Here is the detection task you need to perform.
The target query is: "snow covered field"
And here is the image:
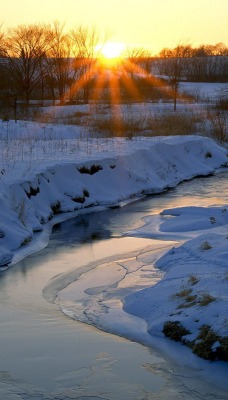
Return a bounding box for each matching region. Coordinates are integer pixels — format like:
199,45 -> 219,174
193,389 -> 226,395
180,82 -> 228,102
0,113 -> 228,391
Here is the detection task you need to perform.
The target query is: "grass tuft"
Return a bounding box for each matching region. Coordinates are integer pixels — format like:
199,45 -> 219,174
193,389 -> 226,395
198,292 -> 216,306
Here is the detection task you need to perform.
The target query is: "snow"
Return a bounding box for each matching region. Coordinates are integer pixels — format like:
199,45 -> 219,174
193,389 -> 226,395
125,230 -> 228,337
179,82 -> 228,102
51,203 -> 228,387
0,116 -> 228,387
0,124 -> 227,268
122,204 -> 228,368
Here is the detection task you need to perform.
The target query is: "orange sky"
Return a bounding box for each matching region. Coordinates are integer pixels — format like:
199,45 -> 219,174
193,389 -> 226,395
1,0 -> 228,54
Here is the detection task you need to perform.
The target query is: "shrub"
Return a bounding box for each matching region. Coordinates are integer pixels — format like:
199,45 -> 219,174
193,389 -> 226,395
17,199 -> 27,226
162,321 -> 190,342
207,106 -> 227,143
25,186 -> 40,198
72,196 -> 85,204
163,323 -> 228,362
51,201 -> 61,215
217,336 -> 228,361
78,165 -> 103,175
20,235 -> 32,247
83,189 -> 90,197
200,241 -> 212,250
192,325 -> 219,360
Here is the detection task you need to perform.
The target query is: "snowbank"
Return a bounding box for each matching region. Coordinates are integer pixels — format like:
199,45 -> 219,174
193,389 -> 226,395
0,135 -> 227,268
124,206 -> 228,362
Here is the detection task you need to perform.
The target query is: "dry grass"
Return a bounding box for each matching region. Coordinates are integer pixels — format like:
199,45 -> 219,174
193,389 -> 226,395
198,292 -> 216,306
171,287 -> 197,309
188,274 -> 200,285
173,288 -> 193,298
90,110 -> 202,138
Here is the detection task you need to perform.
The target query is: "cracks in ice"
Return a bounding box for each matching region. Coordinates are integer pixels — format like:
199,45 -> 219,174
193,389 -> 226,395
54,242 -> 175,338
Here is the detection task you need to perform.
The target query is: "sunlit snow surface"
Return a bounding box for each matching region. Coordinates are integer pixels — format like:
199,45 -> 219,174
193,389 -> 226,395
1,114 -> 228,397
1,125 -> 228,267
43,199 -> 228,393
42,201 -> 228,390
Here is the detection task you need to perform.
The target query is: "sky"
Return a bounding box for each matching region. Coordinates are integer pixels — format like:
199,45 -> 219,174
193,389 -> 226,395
1,0 -> 228,54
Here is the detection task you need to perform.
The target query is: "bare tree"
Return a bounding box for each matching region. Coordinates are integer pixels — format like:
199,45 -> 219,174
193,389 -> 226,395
3,24 -> 53,104
123,47 -> 151,78
70,26 -> 100,103
159,44 -> 192,110
46,21 -> 73,104
0,26 -> 4,55
0,27 -> 10,116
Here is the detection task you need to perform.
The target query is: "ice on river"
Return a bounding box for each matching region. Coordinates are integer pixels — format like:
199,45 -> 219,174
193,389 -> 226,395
44,237 -> 174,334
46,201 -> 228,391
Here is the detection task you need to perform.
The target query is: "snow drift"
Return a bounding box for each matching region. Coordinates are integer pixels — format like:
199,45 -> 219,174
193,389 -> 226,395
0,135 -> 227,268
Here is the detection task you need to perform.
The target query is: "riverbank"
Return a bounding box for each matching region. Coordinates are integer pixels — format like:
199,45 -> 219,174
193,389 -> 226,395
1,167 -> 228,399
0,132 -> 227,268
45,172 -> 228,392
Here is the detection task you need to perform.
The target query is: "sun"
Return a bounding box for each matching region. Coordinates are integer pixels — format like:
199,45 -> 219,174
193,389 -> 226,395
101,42 -> 125,59
96,42 -> 126,67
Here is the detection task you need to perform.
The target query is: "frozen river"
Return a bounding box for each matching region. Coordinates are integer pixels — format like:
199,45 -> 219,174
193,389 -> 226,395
0,171 -> 228,399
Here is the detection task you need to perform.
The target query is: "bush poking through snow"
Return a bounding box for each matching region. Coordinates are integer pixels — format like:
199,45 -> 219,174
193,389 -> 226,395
25,186 -> 40,199
217,336 -> 228,361
163,322 -> 228,361
192,325 -> 220,361
50,201 -> 61,215
83,189 -> 90,197
20,235 -> 32,247
17,199 -> 27,226
162,321 -> 190,342
200,240 -> 212,250
72,196 -> 85,204
78,165 -> 103,175
207,106 -> 228,143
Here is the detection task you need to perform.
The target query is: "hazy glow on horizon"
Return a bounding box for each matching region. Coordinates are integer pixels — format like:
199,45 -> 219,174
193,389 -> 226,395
98,42 -> 126,58
1,0 -> 228,54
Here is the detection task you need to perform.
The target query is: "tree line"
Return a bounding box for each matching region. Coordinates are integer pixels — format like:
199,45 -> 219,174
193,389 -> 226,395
156,43 -> 228,84
0,22 -> 101,107
0,22 -> 227,113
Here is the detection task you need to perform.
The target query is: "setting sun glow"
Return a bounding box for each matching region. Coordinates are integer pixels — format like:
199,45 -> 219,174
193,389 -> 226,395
100,42 -> 125,59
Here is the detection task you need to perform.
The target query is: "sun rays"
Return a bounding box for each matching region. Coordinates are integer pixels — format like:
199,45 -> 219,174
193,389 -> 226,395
61,44 -> 192,134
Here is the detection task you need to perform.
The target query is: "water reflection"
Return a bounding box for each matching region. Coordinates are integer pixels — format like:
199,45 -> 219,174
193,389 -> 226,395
49,171 -> 228,251
0,171 -> 227,399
